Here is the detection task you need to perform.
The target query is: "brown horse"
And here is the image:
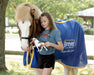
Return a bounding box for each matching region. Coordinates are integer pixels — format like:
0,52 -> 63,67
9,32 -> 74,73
13,3 -> 41,51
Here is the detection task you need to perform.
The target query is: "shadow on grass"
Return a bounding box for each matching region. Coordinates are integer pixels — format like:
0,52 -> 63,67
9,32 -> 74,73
0,69 -> 35,75
0,70 -> 15,75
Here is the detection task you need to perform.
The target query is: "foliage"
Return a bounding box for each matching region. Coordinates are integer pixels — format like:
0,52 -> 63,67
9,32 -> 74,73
6,0 -> 94,23
86,28 -> 94,35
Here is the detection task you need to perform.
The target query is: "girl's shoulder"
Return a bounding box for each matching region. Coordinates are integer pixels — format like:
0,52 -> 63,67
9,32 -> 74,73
51,29 -> 59,33
49,29 -> 60,36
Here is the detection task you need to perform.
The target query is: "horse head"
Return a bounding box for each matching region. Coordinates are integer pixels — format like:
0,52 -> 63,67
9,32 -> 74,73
13,3 -> 41,51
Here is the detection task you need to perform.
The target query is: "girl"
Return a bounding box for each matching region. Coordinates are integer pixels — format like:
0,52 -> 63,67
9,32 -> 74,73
37,12 -> 64,75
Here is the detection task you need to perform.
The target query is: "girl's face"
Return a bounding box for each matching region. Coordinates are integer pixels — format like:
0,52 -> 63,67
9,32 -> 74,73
40,16 -> 49,30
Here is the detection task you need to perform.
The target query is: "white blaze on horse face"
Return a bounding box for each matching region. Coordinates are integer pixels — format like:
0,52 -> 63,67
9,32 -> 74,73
18,21 -> 31,51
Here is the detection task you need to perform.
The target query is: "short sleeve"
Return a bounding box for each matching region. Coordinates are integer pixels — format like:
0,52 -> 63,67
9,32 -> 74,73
54,30 -> 61,42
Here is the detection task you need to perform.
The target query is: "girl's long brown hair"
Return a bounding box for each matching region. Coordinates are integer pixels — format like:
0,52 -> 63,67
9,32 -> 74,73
39,12 -> 56,33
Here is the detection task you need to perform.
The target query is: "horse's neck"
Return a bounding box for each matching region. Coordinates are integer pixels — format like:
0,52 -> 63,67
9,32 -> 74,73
33,19 -> 40,37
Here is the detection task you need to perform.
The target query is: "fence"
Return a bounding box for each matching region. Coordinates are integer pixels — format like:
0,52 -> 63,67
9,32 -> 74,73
5,50 -> 94,60
6,24 -> 18,34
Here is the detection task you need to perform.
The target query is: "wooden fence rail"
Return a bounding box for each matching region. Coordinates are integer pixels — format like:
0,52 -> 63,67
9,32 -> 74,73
5,50 -> 24,55
5,50 -> 94,60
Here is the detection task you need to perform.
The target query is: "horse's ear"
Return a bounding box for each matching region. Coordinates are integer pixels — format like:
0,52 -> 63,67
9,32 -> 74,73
30,9 -> 35,15
12,4 -> 16,10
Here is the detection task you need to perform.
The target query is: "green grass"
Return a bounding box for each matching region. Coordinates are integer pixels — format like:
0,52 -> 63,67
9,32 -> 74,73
0,57 -> 35,75
0,56 -> 94,75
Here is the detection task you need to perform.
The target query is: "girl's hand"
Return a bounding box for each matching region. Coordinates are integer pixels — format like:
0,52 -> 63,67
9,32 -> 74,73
44,42 -> 51,47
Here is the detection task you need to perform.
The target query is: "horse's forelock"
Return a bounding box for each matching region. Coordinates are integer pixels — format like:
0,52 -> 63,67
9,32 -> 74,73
16,5 -> 32,22
15,3 -> 41,22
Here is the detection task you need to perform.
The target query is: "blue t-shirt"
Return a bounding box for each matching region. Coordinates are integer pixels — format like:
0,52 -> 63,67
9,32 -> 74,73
37,29 -> 61,55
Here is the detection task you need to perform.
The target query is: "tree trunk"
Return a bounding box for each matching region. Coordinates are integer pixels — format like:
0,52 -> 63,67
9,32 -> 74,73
0,0 -> 9,71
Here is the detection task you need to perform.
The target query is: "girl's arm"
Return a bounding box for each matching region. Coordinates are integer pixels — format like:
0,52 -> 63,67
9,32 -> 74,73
45,41 -> 64,51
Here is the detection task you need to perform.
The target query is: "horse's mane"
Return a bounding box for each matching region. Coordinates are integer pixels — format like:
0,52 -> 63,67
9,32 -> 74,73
15,3 -> 41,22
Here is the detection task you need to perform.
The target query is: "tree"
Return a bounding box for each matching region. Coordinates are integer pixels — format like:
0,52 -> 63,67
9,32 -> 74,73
0,0 -> 9,71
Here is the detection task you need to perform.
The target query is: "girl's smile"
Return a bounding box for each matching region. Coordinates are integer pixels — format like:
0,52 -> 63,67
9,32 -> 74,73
41,16 -> 50,30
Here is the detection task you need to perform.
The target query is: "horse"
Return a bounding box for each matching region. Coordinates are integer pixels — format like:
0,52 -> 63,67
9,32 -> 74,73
13,3 -> 41,75
13,3 -> 42,51
13,3 -> 87,75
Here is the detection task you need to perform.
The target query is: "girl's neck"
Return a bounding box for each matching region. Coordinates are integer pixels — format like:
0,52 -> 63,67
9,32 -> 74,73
45,27 -> 50,30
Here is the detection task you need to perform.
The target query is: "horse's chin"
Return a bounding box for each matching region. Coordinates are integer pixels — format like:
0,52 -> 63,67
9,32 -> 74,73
21,39 -> 29,51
